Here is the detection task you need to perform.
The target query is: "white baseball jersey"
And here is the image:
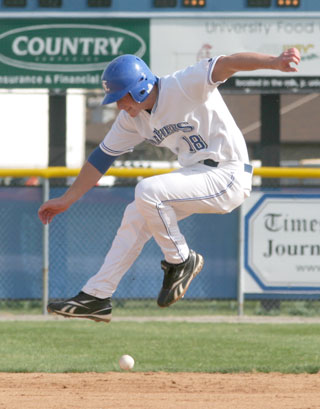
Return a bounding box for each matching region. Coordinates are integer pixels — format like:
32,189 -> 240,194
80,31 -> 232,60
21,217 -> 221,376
99,56 -> 249,167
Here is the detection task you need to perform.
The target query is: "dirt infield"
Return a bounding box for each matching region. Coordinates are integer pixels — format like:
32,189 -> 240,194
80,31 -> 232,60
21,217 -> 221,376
0,372 -> 319,409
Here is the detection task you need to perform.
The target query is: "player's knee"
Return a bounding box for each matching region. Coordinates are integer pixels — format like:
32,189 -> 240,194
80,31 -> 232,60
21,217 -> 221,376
135,178 -> 159,209
220,192 -> 245,214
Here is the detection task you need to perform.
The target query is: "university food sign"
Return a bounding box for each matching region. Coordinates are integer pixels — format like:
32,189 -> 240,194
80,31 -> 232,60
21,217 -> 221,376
152,17 -> 320,92
241,192 -> 320,294
0,19 -> 149,88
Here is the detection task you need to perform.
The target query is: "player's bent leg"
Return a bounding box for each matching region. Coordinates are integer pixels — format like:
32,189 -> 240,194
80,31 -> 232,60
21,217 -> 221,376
134,164 -> 247,307
135,176 -> 190,264
157,249 -> 204,307
47,291 -> 112,323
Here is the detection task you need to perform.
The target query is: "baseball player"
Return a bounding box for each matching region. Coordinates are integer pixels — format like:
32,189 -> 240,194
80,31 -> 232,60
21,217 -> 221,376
38,48 -> 300,323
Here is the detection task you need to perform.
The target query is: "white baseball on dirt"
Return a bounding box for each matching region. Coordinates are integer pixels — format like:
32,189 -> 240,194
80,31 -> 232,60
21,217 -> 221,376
119,354 -> 135,370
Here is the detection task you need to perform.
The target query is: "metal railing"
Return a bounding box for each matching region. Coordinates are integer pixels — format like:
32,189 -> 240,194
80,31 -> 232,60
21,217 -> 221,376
2,166 -> 320,179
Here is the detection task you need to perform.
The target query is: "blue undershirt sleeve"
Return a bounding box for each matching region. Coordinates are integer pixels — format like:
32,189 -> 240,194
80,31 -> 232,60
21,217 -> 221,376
87,146 -> 118,175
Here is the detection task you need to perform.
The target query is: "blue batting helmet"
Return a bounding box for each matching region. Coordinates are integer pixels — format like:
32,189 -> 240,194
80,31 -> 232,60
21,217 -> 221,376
101,54 -> 157,105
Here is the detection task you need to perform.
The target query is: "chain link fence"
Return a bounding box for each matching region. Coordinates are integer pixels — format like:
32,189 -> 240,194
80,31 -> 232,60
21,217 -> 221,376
0,186 -> 42,299
0,181 -> 239,312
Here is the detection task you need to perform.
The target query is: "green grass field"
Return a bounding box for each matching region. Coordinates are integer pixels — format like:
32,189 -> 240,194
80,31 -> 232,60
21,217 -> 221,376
0,320 -> 319,373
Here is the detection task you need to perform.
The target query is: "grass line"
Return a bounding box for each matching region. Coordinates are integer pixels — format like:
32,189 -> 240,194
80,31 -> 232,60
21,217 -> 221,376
1,299 -> 320,317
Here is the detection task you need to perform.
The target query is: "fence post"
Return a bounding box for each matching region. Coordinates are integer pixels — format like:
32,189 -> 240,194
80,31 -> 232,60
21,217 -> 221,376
42,178 -> 50,315
237,205 -> 244,316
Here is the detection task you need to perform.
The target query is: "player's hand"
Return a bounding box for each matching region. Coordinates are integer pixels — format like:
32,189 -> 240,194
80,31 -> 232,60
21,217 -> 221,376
38,197 -> 70,224
276,47 -> 301,72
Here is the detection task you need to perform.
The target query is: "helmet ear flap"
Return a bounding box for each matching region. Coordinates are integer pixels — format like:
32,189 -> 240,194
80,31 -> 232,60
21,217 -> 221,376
137,74 -> 147,97
129,72 -> 157,103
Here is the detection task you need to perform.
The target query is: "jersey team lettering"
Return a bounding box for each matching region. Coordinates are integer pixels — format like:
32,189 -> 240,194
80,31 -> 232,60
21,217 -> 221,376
150,121 -> 194,145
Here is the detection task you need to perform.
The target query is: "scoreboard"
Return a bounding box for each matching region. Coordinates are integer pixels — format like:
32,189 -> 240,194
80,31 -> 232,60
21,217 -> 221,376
0,0 -> 319,13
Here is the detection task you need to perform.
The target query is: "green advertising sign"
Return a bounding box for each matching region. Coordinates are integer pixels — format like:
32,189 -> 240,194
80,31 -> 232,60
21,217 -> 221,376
0,19 -> 149,88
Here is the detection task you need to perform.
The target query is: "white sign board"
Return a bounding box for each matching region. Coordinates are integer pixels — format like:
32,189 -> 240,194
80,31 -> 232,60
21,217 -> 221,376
241,192 -> 320,294
151,18 -> 320,91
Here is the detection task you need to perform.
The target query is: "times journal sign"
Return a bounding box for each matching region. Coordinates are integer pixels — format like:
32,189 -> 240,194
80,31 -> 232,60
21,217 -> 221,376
0,19 -> 149,88
242,193 -> 320,294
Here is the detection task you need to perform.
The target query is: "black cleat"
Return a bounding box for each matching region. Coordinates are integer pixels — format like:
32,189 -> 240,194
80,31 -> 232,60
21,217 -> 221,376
157,250 -> 204,308
47,291 -> 112,323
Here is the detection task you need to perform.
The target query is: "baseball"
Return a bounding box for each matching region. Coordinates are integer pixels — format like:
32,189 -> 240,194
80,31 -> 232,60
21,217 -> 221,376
119,354 -> 134,370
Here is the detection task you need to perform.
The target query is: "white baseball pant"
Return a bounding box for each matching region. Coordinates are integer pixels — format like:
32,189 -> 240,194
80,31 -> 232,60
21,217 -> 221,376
82,161 -> 252,299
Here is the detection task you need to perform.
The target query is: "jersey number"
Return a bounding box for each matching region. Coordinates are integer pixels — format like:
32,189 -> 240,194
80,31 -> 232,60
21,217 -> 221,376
182,134 -> 208,152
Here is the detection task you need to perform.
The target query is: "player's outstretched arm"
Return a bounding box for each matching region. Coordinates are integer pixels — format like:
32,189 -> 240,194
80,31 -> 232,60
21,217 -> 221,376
212,47 -> 301,83
38,161 -> 103,225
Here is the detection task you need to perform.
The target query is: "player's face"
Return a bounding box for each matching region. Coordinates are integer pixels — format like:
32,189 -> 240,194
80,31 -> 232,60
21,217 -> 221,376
117,94 -> 142,117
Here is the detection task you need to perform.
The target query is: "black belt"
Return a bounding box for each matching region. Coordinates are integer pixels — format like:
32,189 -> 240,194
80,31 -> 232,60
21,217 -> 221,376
202,159 -> 219,167
200,159 -> 253,174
